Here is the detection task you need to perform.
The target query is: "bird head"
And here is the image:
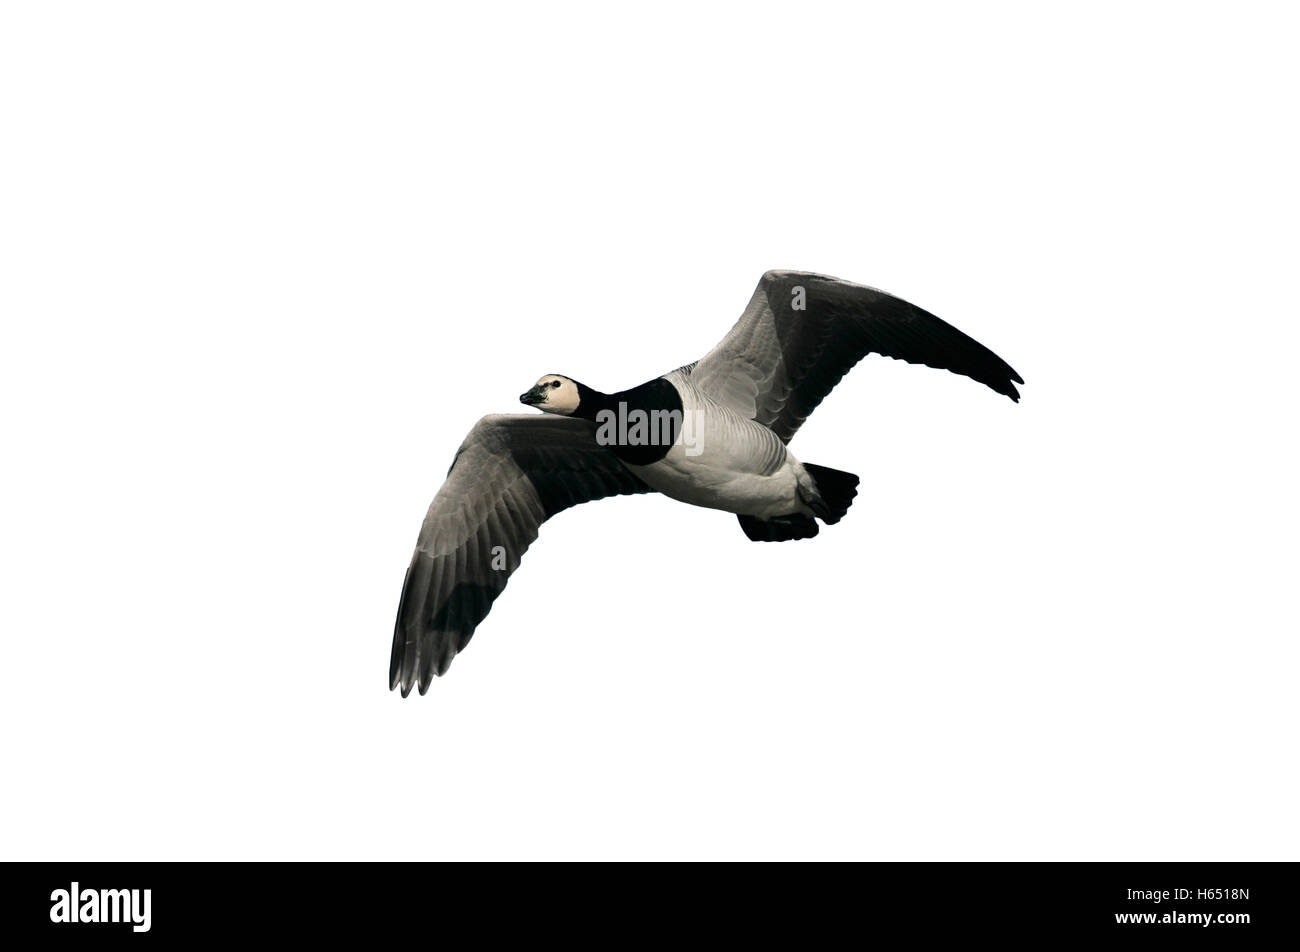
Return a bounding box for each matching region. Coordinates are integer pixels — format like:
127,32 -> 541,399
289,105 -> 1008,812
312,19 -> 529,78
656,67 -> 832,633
520,374 -> 582,415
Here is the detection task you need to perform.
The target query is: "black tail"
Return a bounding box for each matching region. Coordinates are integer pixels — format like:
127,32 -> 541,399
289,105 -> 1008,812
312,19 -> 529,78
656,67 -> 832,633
737,512 -> 819,542
802,463 -> 859,525
736,463 -> 859,543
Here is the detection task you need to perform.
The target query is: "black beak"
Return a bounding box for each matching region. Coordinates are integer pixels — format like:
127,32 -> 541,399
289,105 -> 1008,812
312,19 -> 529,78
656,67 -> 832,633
520,386 -> 546,407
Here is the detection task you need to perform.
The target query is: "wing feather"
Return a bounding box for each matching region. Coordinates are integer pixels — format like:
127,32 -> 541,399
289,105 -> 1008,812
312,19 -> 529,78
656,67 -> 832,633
391,414 -> 653,693
687,271 -> 1023,443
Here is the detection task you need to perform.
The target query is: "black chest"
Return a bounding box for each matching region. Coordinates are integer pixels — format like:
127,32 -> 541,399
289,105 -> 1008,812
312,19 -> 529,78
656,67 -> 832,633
587,378 -> 684,466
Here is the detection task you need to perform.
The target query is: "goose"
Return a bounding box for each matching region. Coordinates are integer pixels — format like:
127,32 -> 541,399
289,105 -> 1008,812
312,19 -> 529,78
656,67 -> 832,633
391,270 -> 1022,694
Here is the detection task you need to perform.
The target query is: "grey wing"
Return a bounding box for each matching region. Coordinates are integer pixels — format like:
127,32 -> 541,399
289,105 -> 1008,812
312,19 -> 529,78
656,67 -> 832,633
686,271 -> 1023,443
390,413 -> 653,694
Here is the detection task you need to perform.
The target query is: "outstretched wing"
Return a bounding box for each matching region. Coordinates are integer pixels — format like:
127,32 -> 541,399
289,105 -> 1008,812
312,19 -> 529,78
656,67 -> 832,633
391,413 -> 653,694
686,271 -> 1023,443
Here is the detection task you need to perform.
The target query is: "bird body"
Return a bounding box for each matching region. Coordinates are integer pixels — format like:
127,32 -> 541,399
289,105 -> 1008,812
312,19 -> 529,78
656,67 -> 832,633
622,370 -> 812,519
391,270 -> 1023,693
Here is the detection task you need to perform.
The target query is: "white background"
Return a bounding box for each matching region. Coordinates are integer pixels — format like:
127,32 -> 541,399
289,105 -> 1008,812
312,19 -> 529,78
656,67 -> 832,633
2,2 -> 1296,860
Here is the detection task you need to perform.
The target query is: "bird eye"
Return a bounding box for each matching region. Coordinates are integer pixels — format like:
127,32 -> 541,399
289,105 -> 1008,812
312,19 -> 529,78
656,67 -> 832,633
551,380 -> 562,389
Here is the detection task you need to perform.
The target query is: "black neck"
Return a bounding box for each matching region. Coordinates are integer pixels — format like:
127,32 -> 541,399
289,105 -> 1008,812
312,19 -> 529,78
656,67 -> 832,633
570,377 -> 684,466
573,382 -> 617,423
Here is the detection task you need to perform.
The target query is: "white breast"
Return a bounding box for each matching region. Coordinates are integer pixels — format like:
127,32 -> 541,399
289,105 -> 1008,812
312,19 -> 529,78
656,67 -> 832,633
626,374 -> 808,518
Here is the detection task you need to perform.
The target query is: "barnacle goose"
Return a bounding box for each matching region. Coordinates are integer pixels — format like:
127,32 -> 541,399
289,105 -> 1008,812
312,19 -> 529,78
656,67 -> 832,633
391,270 -> 1022,692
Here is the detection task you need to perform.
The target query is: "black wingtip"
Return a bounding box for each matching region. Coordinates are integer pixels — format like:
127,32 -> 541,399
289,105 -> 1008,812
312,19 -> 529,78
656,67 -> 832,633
388,632 -> 404,693
1005,367 -> 1025,400
990,371 -> 1022,402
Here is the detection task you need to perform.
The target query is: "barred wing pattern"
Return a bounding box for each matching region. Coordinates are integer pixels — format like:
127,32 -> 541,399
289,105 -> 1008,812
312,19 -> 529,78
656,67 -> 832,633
687,271 -> 1022,443
390,414 -> 653,694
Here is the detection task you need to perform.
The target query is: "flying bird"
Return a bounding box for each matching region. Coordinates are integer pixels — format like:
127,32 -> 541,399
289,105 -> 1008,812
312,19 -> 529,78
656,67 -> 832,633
391,270 -> 1022,693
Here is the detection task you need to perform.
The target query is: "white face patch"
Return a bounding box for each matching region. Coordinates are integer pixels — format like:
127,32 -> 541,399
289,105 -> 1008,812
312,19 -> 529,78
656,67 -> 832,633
532,375 -> 580,415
